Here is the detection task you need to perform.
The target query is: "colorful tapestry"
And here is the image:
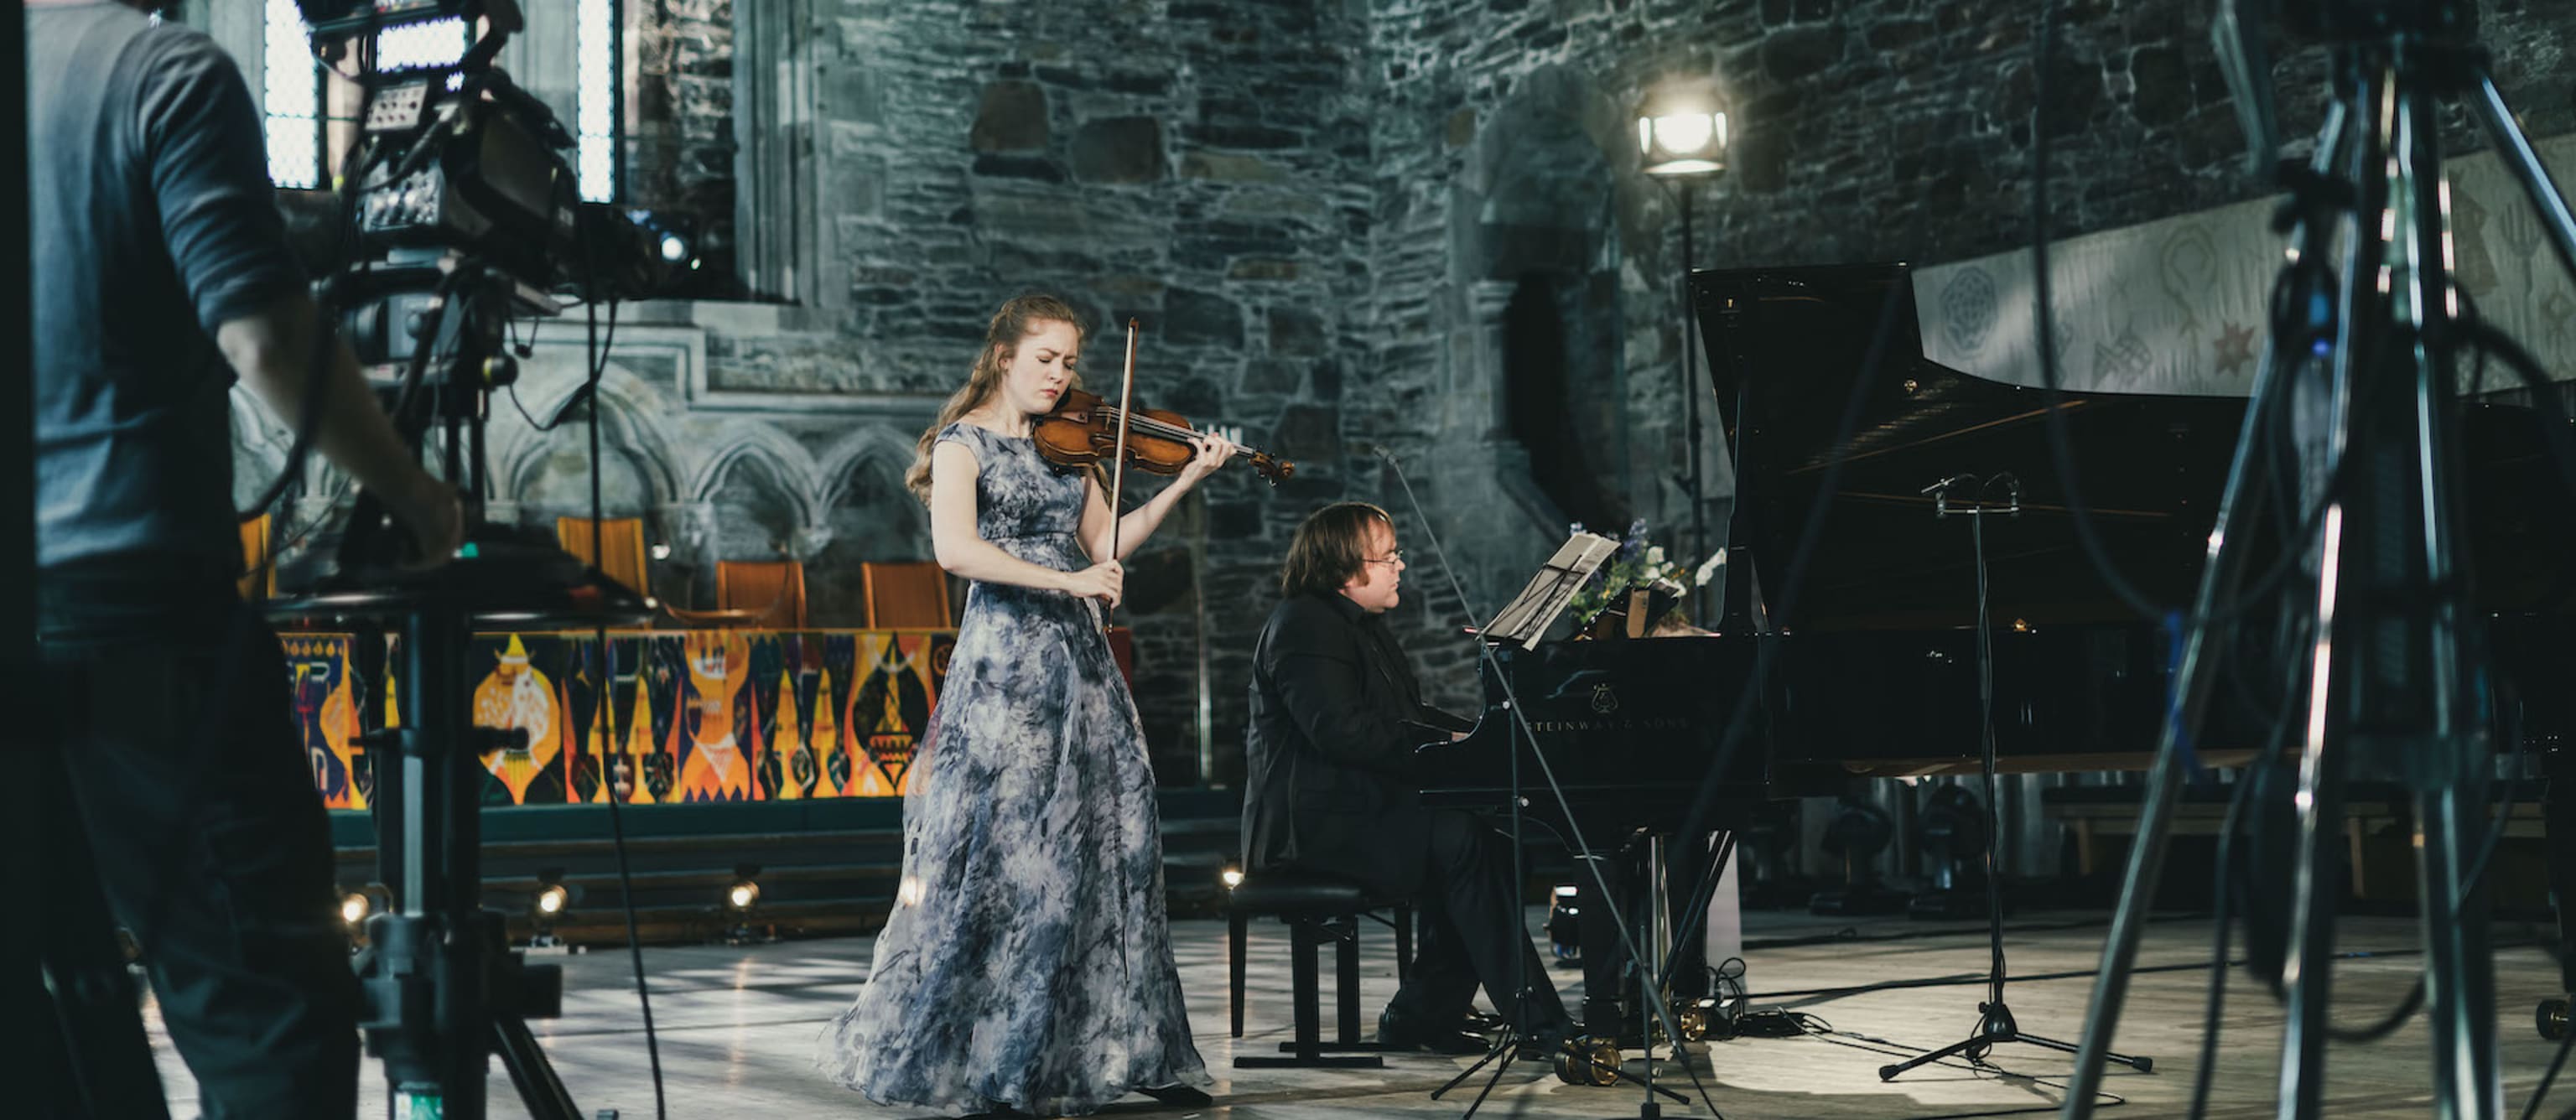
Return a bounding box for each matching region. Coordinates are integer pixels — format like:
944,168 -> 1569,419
281,628 -> 954,808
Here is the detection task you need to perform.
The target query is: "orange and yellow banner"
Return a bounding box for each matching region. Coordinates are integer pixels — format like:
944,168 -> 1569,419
282,628 -> 953,809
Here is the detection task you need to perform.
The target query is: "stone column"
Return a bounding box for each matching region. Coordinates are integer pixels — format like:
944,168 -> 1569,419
1462,278 -> 1519,440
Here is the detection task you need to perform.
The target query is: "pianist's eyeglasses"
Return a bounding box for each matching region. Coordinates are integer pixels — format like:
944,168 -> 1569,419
1363,548 -> 1405,567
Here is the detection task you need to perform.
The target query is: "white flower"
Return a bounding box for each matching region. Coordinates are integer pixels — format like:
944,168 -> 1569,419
1646,546 -> 1665,565
1693,551 -> 1727,587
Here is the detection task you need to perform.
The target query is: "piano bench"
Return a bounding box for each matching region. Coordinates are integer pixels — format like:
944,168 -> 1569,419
1225,869 -> 1413,1070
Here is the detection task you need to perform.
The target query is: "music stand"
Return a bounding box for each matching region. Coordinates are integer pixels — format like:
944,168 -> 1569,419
1420,529 -> 1697,1119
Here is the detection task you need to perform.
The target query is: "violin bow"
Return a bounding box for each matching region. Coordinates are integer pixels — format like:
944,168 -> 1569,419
1107,318 -> 1140,564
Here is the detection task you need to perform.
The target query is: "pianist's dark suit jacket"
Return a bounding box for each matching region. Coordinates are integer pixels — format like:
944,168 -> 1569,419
1243,589 -> 1475,896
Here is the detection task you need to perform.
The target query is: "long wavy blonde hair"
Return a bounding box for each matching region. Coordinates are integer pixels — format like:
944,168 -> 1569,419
905,293 -> 1089,503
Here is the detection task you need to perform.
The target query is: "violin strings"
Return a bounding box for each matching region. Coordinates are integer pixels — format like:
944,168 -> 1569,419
1093,406 -> 1259,457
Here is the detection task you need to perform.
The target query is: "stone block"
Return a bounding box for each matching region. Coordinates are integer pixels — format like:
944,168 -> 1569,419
970,80 -> 1049,152
1266,306 -> 1327,356
819,64 -> 883,126
1760,24 -> 1846,82
1072,117 -> 1167,184
1311,358 -> 1342,401
1161,288 -> 1244,348
1227,259 -> 1301,280
1272,403 -> 1343,464
1179,151 -> 1290,182
1239,357 -> 1302,395
2127,45 -> 2192,128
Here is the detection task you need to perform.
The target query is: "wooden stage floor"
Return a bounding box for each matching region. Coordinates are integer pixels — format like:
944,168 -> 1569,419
143,907 -> 2573,1117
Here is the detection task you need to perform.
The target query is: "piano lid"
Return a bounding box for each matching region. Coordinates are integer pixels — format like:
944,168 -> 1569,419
1688,263 -> 2573,632
1690,264 -> 2251,632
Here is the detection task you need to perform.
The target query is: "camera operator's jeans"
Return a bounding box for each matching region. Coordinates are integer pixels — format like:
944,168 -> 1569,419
36,565 -> 359,1120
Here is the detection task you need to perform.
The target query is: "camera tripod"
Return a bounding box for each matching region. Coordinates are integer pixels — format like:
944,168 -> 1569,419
305,254 -> 648,1120
2059,2 -> 2576,1117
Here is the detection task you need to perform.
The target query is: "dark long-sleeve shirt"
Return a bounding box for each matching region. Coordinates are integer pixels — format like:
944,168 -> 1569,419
1241,591 -> 1472,874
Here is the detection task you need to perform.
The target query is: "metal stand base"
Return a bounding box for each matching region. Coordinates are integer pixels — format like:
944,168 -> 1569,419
1430,1027 -> 1687,1120
1879,1002 -> 2152,1081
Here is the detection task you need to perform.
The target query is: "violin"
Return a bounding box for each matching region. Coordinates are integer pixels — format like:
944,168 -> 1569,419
1032,385 -> 1296,484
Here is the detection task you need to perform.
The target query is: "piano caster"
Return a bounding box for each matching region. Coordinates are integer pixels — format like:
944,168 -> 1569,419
1670,1002 -> 1709,1044
2537,998 -> 2570,1040
1555,1039 -> 1622,1086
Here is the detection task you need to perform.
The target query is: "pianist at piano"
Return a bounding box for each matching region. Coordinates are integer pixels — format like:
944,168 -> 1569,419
1243,501 -> 1575,1055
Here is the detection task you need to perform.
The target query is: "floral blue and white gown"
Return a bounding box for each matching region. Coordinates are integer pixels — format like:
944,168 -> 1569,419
818,422 -> 1208,1117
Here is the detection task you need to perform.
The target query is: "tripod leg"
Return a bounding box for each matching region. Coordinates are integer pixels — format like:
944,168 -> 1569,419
2061,101 -> 2351,1118
2469,71 -> 2576,289
2414,780 -> 2503,1118
2010,1029 -> 2150,1072
494,1015 -> 582,1120
1878,1032 -> 2003,1081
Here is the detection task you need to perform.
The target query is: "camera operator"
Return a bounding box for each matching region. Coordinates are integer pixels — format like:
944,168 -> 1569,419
29,1 -> 462,1115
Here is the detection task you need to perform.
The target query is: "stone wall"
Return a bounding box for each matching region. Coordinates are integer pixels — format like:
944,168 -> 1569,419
246,0 -> 2576,790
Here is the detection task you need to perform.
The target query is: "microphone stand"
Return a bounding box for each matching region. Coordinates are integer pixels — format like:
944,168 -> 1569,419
1877,474 -> 2154,1082
1374,448 -> 1706,1120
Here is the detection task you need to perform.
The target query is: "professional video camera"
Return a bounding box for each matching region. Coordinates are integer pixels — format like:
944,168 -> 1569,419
300,0 -> 662,301
288,0 -> 670,577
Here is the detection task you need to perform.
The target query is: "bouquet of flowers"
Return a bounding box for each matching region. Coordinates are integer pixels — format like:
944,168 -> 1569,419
1565,518 -> 1727,632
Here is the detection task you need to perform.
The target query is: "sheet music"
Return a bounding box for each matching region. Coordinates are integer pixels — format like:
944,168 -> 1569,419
1481,532 -> 1622,649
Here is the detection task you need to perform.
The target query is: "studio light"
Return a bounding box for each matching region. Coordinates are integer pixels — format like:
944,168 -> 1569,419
1220,864 -> 1244,889
532,866 -> 574,919
1635,76 -> 1729,178
626,209 -> 701,273
340,883 -> 392,945
726,863 -> 763,912
527,868 -> 579,948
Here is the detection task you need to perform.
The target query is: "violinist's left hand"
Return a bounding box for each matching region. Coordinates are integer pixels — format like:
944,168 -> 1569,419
1176,432 -> 1237,488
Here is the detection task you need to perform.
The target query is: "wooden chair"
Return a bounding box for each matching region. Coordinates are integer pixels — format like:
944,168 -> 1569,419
237,513 -> 274,601
555,516 -> 649,595
860,561 -> 953,628
717,560 -> 808,630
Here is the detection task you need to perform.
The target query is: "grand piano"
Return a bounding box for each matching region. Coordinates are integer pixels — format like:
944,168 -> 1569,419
1421,262 -> 2573,803
1414,262 -> 2576,1027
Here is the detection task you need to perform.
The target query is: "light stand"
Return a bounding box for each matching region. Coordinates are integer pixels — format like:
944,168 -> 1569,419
1879,475 -> 2153,1082
2060,2 -> 2576,1115
1637,78 -> 1729,623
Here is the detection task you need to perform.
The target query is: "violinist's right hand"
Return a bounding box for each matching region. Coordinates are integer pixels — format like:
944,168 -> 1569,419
1062,559 -> 1124,607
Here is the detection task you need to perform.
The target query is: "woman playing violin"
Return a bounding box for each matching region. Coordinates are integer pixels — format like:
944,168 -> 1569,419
818,293 -> 1230,1117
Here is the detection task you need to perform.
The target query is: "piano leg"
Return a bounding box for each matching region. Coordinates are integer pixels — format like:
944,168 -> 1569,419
2541,749 -> 2576,1039
1573,847 -> 1637,1041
